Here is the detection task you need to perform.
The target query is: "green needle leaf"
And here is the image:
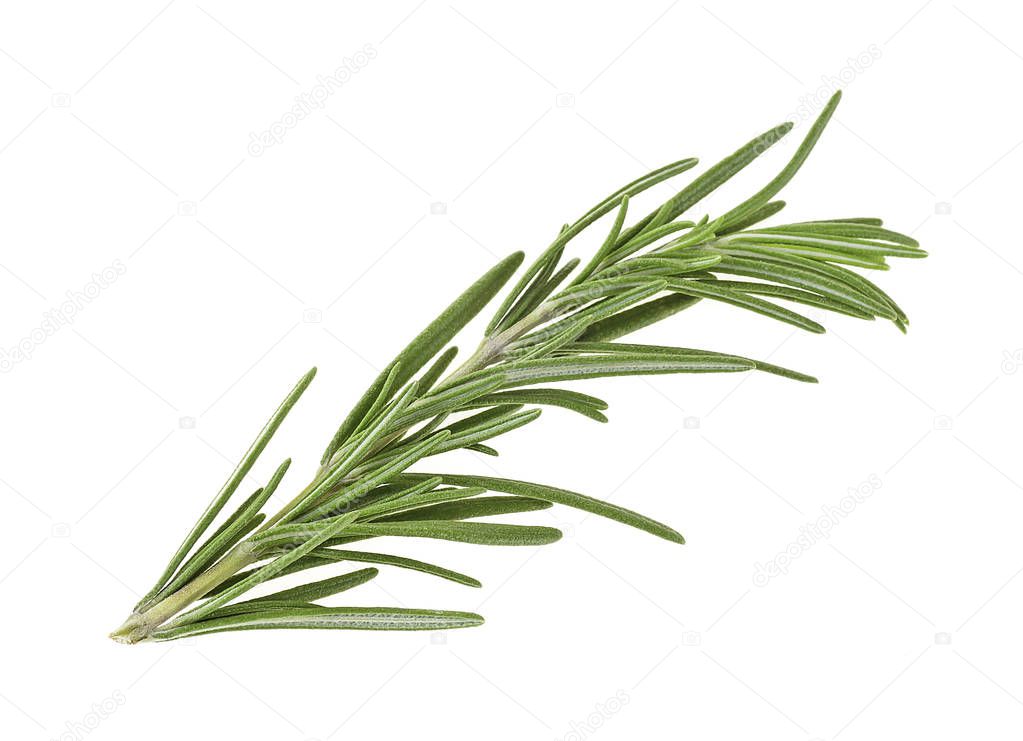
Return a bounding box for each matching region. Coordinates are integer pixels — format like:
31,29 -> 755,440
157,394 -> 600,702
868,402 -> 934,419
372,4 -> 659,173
310,548 -> 482,587
418,346 -> 459,391
564,341 -> 817,384
717,200 -> 787,235
667,279 -> 826,333
725,230 -> 923,258
199,600 -> 318,619
572,195 -> 630,285
578,294 -> 702,342
463,388 -> 609,422
247,567 -> 379,604
720,91 -> 843,230
709,280 -> 875,319
709,254 -> 899,320
411,473 -> 685,544
431,409 -> 542,454
149,607 -> 485,640
493,352 -> 756,387
376,495 -> 553,523
609,255 -> 724,277
465,443 -> 499,455
394,374 -> 507,430
343,519 -> 563,546
356,486 -> 487,520
348,361 -> 407,439
761,221 -> 918,246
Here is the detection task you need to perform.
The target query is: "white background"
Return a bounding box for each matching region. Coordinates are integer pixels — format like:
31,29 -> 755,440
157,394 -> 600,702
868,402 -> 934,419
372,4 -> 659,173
1,1 -> 1021,739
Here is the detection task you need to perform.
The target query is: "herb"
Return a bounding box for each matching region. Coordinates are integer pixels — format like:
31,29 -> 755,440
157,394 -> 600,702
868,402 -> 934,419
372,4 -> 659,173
110,92 -> 924,643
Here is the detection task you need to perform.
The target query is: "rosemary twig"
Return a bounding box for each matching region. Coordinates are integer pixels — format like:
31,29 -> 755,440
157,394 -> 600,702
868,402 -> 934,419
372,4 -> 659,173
110,91 -> 925,643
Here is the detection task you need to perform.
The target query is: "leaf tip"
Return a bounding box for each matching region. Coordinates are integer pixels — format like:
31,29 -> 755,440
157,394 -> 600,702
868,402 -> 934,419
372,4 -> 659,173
505,250 -> 526,271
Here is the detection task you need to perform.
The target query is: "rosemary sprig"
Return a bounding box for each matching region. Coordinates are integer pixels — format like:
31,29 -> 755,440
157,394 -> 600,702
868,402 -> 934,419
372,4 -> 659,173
110,91 -> 925,644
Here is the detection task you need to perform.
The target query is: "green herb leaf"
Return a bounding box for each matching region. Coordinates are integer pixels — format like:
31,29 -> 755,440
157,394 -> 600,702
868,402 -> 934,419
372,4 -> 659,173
494,353 -> 756,387
418,346 -> 459,391
247,567 -> 379,604
463,388 -> 609,422
410,473 -> 685,544
149,607 -> 485,640
666,279 -> 826,333
578,294 -> 702,342
719,91 -> 842,230
375,495 -> 553,523
356,486 -> 487,520
343,520 -> 563,546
